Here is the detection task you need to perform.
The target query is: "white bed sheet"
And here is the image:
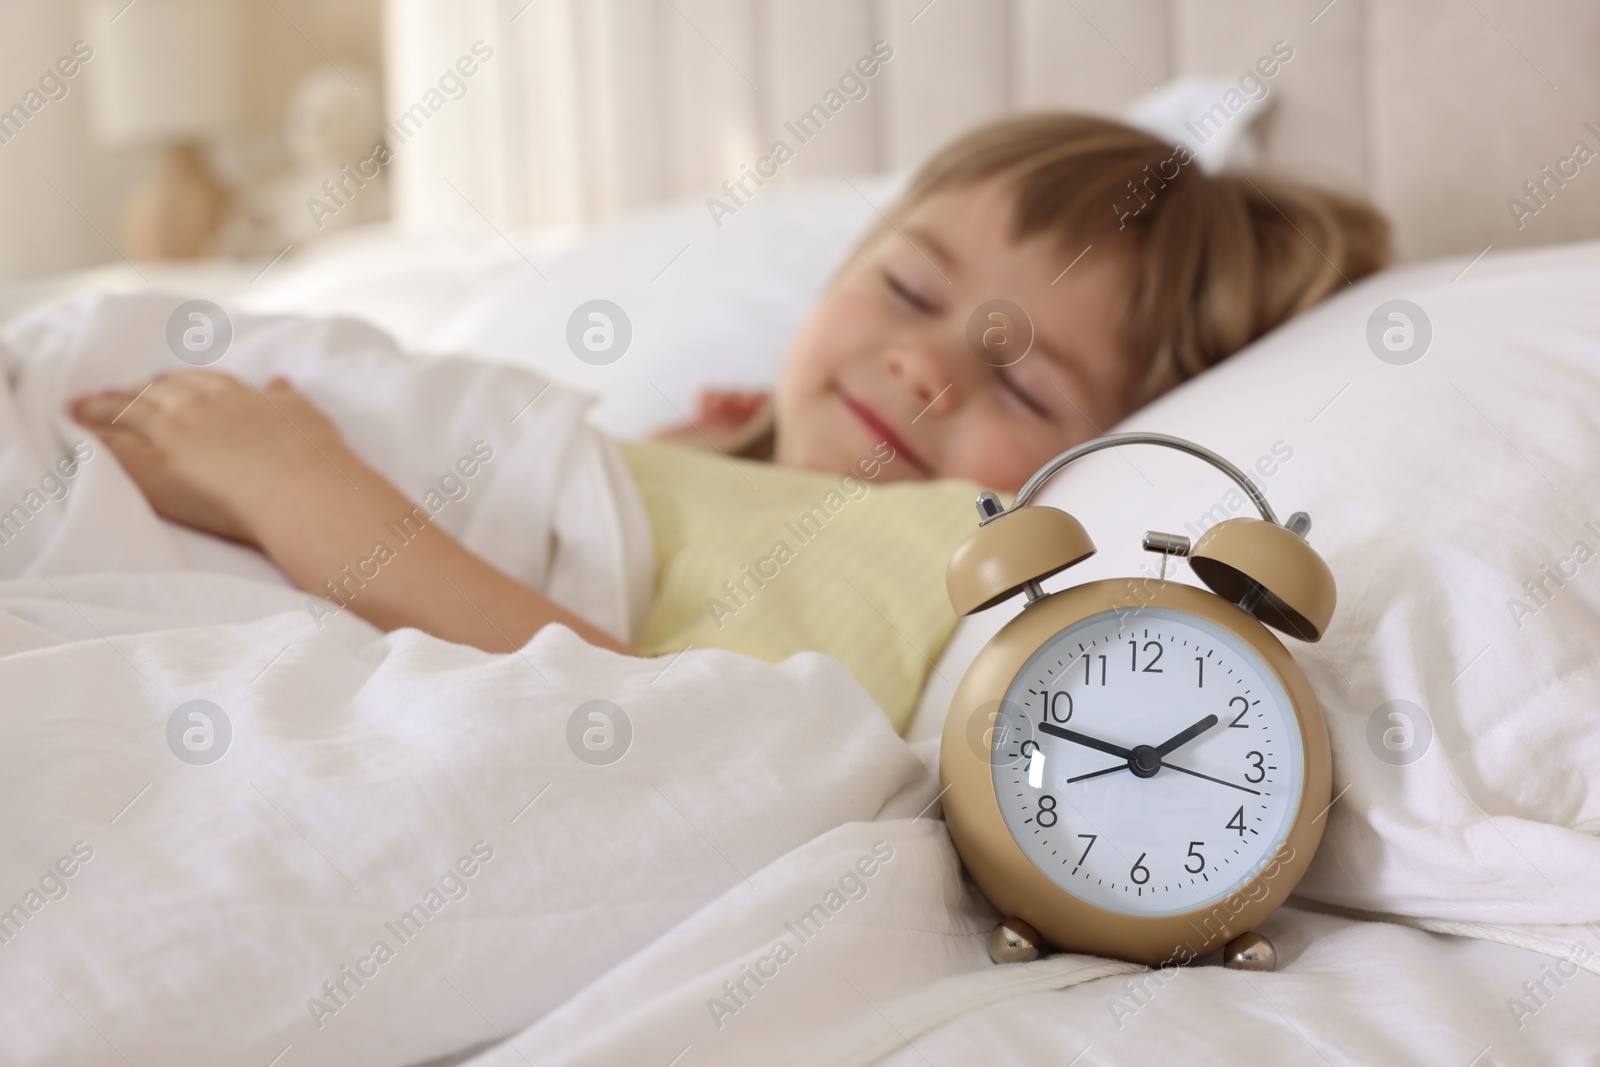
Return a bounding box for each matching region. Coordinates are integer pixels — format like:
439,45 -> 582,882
872,903 -> 1600,1067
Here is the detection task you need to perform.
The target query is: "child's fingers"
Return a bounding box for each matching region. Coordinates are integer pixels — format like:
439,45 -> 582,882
698,389 -> 766,422
70,390 -> 154,436
77,419 -> 162,476
265,374 -> 308,401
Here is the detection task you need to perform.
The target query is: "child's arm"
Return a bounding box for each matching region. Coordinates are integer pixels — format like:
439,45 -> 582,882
71,370 -> 631,656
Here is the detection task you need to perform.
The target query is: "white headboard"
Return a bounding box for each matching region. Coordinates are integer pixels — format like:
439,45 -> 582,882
385,0 -> 1600,262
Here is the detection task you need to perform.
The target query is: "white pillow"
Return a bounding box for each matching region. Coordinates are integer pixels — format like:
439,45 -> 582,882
911,239 -> 1600,930
243,174 -> 908,438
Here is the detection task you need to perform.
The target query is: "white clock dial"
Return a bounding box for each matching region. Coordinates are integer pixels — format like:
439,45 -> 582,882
991,605 -> 1305,917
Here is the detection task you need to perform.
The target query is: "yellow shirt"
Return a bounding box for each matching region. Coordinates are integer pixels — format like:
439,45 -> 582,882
619,440 -> 985,733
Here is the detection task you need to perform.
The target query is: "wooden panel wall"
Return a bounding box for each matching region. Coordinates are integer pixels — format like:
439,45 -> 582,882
385,0 -> 1600,260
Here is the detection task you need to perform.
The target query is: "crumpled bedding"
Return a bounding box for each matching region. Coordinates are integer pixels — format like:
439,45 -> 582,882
0,291 -> 1594,1066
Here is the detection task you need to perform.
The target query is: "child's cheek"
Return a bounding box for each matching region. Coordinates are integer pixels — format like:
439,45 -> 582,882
823,285 -> 893,368
960,419 -> 1047,494
794,291 -> 868,385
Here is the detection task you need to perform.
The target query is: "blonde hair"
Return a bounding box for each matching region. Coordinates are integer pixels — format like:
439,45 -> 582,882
852,112 -> 1392,411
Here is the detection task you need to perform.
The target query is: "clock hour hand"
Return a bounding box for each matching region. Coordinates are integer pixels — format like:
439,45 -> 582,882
1153,714 -> 1219,757
1036,722 -> 1135,761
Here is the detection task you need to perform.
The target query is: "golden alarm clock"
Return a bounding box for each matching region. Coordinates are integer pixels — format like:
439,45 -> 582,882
939,432 -> 1333,971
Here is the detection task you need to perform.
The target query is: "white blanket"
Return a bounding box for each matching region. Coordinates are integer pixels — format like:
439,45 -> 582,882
1,293 -> 1595,1066
0,293 -> 1137,1066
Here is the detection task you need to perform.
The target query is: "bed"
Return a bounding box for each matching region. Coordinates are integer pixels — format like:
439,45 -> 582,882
1,172 -> 1598,1067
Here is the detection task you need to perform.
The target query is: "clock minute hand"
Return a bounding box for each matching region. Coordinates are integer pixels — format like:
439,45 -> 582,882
1036,722 -> 1135,761
1153,714 -> 1219,758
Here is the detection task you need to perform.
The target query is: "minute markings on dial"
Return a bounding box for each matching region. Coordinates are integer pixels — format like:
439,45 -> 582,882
997,615 -> 1296,904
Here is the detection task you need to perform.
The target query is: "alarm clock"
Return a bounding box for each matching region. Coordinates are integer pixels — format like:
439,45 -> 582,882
939,432 -> 1333,971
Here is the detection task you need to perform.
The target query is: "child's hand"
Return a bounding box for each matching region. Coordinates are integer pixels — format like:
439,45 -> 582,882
70,370 -> 350,544
693,389 -> 767,426
69,368 -> 629,657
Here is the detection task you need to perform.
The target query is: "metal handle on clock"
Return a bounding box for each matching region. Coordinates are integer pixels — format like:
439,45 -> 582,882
987,432 -> 1293,529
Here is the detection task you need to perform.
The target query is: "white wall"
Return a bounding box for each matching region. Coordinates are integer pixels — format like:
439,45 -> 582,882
0,3 -> 148,284
0,0 -> 385,286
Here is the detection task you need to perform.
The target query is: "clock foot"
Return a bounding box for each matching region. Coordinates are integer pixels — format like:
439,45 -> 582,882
988,918 -> 1042,964
1223,931 -> 1276,972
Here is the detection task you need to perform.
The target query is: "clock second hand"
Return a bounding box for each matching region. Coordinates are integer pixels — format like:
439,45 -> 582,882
1065,757 -> 1261,794
1065,763 -> 1126,784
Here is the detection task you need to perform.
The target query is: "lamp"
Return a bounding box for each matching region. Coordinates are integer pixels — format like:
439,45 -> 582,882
81,0 -> 243,259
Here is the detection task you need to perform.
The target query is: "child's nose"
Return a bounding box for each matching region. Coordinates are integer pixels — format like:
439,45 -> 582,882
885,342 -> 955,414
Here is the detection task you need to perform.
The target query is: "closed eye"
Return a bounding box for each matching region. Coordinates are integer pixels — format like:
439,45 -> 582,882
885,271 -> 938,314
999,369 -> 1050,417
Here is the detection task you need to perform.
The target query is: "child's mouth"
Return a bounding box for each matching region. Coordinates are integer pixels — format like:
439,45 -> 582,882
834,388 -> 934,475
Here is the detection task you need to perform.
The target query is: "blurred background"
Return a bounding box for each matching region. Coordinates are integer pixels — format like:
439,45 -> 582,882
1,0 -> 1597,286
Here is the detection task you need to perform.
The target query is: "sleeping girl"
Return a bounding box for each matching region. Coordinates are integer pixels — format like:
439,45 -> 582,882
67,113 -> 1389,731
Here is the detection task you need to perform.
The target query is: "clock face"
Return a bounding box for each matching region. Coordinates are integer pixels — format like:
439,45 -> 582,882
991,605 -> 1305,917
